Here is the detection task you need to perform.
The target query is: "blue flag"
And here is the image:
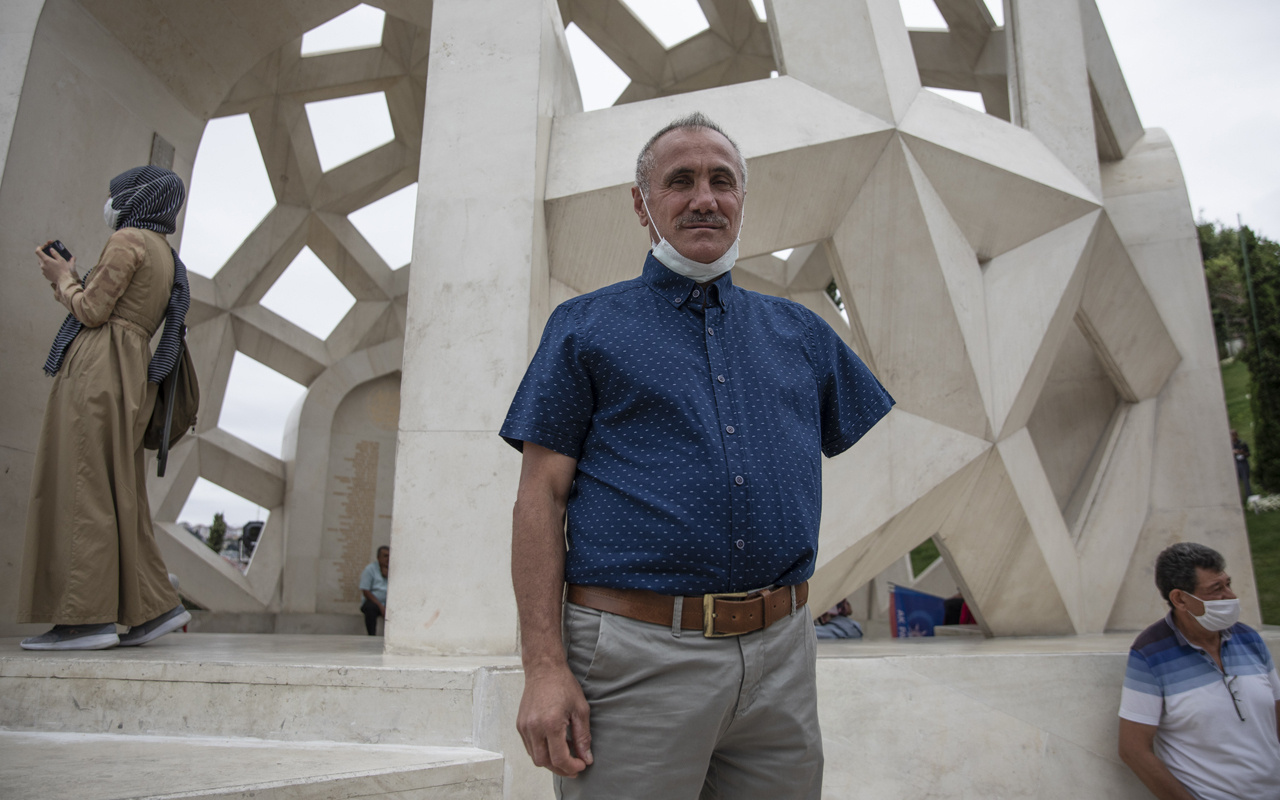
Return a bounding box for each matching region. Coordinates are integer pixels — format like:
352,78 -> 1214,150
889,585 -> 946,637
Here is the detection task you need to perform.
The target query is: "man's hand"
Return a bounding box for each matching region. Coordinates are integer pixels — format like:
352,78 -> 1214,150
511,442 -> 584,776
517,663 -> 593,777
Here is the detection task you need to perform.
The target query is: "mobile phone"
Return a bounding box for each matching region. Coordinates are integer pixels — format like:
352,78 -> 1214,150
43,240 -> 72,261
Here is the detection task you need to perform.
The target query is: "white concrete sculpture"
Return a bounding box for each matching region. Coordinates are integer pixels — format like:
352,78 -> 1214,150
0,0 -> 1251,657
0,2 -> 1263,797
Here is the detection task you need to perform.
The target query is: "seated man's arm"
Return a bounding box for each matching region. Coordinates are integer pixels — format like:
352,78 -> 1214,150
358,566 -> 384,614
512,442 -> 592,778
1117,718 -> 1195,800
361,589 -> 384,614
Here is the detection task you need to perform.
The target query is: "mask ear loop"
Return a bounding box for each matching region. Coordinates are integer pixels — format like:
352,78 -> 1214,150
640,191 -> 665,249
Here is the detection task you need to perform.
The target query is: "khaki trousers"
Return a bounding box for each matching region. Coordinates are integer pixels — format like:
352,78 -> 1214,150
556,601 -> 822,800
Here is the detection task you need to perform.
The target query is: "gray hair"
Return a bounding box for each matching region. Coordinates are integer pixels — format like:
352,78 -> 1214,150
634,111 -> 747,197
1154,542 -> 1225,607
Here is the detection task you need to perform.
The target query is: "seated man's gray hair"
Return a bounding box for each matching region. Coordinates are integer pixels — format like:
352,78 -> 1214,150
634,111 -> 748,196
1154,542 -> 1225,607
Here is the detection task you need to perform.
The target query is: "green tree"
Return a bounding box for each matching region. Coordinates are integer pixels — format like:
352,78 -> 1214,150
207,511 -> 226,554
1221,224 -> 1280,492
1199,220 -> 1249,358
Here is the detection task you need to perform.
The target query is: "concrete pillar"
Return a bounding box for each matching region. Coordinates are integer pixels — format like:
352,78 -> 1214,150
1005,0 -> 1101,197
767,0 -> 920,124
385,0 -> 578,654
0,0 -> 43,181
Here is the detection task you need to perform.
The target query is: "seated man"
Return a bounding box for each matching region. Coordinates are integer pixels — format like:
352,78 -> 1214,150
358,545 -> 389,636
814,599 -> 863,639
1118,542 -> 1280,799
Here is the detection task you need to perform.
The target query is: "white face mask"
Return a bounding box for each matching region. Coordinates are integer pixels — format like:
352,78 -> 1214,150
104,197 -> 120,230
640,191 -> 741,283
1187,594 -> 1240,632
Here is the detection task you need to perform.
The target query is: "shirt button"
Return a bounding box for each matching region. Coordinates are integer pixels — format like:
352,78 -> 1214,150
735,539 -> 745,550
708,328 -> 714,336
734,475 -> 744,485
717,375 -> 726,383
726,425 -> 735,434
692,289 -> 701,298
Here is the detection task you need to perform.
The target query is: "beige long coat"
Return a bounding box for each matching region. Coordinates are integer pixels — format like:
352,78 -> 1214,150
19,228 -> 181,626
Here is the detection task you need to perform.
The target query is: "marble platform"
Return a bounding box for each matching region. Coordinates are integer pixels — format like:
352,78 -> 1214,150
3,630 -> 1278,799
0,731 -> 503,799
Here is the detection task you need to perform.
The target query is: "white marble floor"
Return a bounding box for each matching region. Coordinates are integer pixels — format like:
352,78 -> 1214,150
0,730 -> 503,799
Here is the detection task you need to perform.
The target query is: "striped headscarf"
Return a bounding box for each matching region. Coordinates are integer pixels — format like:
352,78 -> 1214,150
43,166 -> 191,383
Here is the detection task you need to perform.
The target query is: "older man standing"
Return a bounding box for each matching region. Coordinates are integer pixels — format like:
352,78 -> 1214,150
1118,542 -> 1280,799
500,112 -> 894,798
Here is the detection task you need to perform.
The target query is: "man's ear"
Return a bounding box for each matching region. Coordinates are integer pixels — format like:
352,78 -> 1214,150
1169,589 -> 1196,614
631,186 -> 649,228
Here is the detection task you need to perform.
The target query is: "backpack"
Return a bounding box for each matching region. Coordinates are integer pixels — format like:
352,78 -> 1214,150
145,335 -> 199,476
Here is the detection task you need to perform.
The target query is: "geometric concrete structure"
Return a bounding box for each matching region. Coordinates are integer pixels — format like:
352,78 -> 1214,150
0,0 -> 1251,644
0,1 -> 1259,796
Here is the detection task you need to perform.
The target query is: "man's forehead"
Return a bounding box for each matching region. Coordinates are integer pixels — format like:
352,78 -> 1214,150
1195,567 -> 1230,586
652,127 -> 739,168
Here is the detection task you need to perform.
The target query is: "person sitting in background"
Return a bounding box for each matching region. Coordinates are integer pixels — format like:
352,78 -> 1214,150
814,599 -> 862,640
358,545 -> 389,636
1117,542 -> 1280,799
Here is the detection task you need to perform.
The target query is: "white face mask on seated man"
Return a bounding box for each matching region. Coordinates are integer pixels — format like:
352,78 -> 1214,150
1188,595 -> 1241,631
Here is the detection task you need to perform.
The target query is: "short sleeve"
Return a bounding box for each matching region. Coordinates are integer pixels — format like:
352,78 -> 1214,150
358,564 -> 375,592
806,315 -> 894,457
1118,649 -> 1164,725
1269,668 -> 1280,702
500,303 -> 595,459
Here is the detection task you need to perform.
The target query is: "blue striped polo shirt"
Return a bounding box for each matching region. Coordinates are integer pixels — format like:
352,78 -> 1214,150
1119,613 -> 1280,799
501,255 -> 894,595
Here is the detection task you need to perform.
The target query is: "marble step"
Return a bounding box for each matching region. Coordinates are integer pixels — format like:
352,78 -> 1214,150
0,730 -> 504,800
0,633 -> 524,747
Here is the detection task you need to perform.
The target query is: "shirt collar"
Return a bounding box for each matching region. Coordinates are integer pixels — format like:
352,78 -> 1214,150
641,252 -> 734,309
1163,610 -> 1232,650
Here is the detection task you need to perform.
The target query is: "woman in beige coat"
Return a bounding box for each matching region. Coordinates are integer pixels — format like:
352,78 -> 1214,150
20,166 -> 192,650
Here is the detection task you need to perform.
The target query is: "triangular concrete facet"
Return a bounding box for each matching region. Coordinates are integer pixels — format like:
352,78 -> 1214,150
901,92 -> 1098,260
833,137 -> 990,439
936,438 -> 1078,636
810,454 -> 987,614
818,408 -> 992,563
985,211 -> 1100,438
1075,400 -> 1156,632
1077,214 -> 1181,402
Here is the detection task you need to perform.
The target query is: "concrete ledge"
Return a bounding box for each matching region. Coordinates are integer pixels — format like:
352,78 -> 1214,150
187,611 -> 369,635
4,630 -> 1277,799
817,629 -> 1280,798
0,731 -> 503,800
0,634 -> 520,746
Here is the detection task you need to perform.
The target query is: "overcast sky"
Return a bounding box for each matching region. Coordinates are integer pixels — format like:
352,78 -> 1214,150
175,0 -> 1280,527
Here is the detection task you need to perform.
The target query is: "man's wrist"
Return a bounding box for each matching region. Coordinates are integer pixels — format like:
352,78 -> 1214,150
521,651 -> 570,676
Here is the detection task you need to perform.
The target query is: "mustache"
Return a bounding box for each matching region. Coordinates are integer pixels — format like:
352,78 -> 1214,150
676,212 -> 729,228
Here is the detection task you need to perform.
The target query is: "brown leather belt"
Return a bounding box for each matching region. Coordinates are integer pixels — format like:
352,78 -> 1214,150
567,582 -> 808,638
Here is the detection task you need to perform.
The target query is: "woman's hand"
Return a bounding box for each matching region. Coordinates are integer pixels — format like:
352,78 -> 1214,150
36,242 -> 75,285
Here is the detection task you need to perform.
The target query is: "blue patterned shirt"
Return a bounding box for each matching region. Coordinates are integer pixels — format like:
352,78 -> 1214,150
501,255 -> 894,594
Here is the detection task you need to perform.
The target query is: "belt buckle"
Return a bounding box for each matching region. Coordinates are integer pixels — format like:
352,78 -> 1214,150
702,591 -> 752,638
